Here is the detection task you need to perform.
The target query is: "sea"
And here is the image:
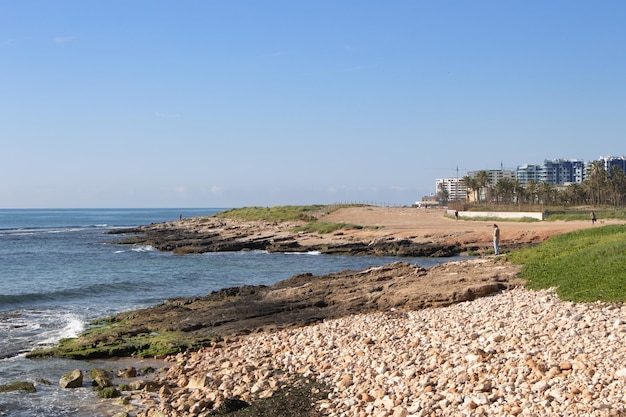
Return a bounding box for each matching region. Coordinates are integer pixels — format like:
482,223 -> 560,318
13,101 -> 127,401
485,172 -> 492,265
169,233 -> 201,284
0,208 -> 463,416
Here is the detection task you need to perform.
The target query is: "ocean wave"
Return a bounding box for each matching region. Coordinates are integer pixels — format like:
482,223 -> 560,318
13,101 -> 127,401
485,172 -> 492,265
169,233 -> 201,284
283,251 -> 321,255
112,245 -> 155,254
0,280 -> 150,308
0,309 -> 86,359
131,245 -> 156,253
38,312 -> 85,346
0,223 -> 113,237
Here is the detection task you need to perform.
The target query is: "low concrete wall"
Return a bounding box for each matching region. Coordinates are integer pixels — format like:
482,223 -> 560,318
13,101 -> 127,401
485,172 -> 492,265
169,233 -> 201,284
447,210 -> 544,221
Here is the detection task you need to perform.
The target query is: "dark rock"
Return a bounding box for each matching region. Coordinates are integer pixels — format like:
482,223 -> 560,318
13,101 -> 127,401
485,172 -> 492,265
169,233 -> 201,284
212,398 -> 250,413
108,221 -> 461,257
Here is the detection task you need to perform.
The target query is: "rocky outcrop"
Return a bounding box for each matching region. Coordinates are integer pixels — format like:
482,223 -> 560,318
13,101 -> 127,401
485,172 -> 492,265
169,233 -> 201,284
108,218 -> 463,257
31,258 -> 523,360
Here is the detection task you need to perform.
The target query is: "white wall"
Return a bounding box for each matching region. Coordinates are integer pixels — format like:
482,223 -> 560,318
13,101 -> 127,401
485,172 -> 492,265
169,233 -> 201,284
447,210 -> 544,221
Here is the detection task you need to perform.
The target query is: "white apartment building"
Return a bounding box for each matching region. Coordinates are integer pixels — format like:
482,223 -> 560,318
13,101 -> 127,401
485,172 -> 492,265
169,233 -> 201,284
436,178 -> 467,201
467,169 -> 516,187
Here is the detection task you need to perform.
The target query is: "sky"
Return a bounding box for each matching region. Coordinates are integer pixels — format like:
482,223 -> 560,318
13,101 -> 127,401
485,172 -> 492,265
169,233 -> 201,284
1,1 -> 625,208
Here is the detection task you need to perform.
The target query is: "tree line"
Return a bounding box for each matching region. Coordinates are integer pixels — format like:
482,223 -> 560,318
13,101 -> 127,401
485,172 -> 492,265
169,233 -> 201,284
440,163 -> 626,208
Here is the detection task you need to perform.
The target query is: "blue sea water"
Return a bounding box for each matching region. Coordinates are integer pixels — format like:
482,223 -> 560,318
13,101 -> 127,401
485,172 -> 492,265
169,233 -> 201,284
0,208 -> 462,416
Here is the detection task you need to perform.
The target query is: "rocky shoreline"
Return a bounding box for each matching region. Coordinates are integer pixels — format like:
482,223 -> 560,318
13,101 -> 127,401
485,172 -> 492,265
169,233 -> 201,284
126,287 -> 626,417
28,258 -> 522,360
107,215 -> 462,257
30,208 -> 624,416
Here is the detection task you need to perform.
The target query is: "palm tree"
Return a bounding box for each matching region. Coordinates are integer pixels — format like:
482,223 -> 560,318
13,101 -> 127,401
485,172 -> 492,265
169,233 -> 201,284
560,183 -> 586,206
495,178 -> 515,204
512,179 -> 525,204
475,170 -> 490,204
525,180 -> 539,205
437,182 -> 449,205
537,182 -> 556,205
586,160 -> 609,206
608,166 -> 626,208
463,175 -> 479,203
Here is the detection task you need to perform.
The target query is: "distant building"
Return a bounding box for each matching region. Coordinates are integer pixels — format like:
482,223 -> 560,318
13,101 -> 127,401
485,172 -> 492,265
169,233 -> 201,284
414,194 -> 440,208
516,164 -> 541,185
435,178 -> 467,202
432,155 -> 623,199
599,155 -> 626,175
467,169 -> 516,187
517,159 -> 585,185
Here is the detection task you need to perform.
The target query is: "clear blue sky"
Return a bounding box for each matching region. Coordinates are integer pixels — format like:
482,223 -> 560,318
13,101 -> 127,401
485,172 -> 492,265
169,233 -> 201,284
2,1 -> 625,208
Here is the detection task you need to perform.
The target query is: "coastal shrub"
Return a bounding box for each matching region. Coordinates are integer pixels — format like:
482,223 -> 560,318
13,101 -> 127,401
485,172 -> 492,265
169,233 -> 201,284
509,224 -> 626,302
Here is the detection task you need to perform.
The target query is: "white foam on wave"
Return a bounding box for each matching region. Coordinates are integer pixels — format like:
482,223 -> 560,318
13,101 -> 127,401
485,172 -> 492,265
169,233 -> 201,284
131,245 -> 156,253
284,251 -> 321,255
38,312 -> 86,347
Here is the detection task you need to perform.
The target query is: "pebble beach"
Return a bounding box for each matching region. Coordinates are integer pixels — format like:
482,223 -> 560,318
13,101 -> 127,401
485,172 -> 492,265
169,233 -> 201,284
132,287 -> 626,416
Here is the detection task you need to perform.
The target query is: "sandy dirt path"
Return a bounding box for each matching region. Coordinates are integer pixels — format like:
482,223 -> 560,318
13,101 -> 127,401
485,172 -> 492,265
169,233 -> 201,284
319,206 -> 622,250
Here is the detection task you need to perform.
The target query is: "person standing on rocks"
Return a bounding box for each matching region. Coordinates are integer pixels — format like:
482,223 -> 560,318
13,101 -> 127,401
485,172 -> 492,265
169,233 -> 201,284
493,224 -> 500,255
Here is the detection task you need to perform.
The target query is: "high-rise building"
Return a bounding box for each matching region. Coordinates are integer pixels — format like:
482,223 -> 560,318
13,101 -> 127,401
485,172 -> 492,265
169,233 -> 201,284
435,178 -> 467,201
467,169 -> 516,187
516,164 -> 541,185
517,159 -> 585,185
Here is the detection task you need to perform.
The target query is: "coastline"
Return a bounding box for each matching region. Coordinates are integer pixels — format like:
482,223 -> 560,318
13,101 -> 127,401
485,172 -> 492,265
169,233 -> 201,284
34,207 -> 625,416
110,207 -> 614,256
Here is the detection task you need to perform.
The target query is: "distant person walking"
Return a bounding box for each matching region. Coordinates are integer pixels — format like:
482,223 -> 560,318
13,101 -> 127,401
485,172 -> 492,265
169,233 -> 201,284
591,211 -> 596,225
493,224 -> 500,255
454,210 -> 459,221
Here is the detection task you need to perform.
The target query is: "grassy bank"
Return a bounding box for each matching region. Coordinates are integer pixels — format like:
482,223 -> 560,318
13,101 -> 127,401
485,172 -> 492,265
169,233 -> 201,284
214,205 -> 331,222
507,224 -> 626,302
214,204 -> 372,234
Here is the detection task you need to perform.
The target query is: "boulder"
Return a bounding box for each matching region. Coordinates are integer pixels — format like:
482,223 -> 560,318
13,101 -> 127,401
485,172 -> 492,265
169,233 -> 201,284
117,366 -> 137,378
90,368 -> 113,388
59,369 -> 83,389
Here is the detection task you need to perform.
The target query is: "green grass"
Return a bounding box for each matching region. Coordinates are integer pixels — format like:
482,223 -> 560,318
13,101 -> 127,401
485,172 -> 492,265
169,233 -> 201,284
214,204 -> 367,223
545,208 -> 626,221
214,205 -> 372,234
508,224 -> 626,302
292,221 -> 367,234
214,205 -> 331,222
